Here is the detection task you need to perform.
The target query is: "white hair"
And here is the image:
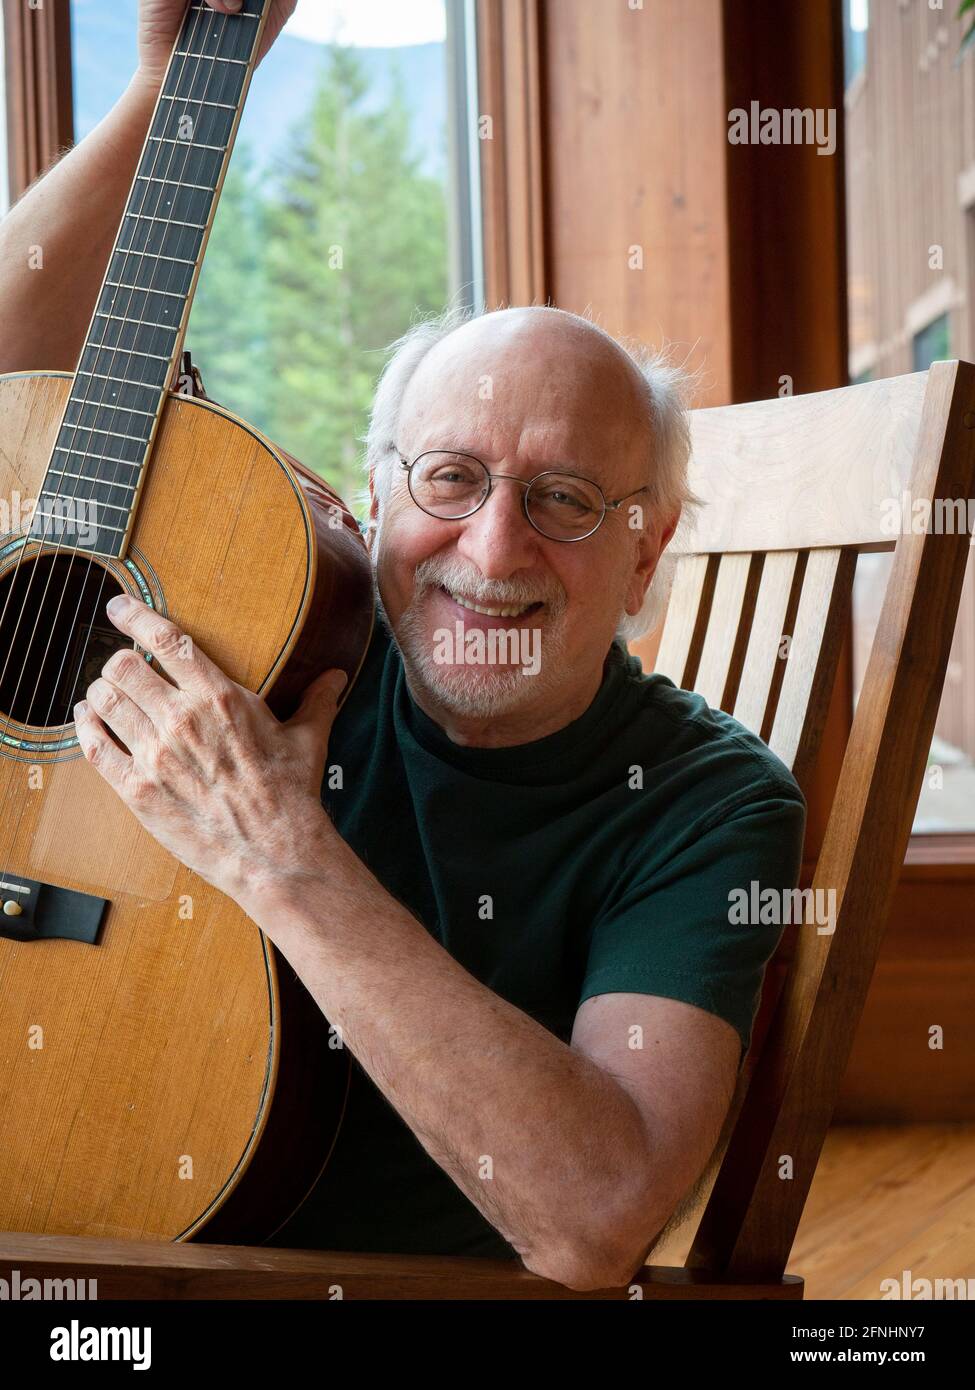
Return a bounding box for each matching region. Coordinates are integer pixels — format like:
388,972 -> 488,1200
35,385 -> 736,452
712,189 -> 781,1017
358,302 -> 704,643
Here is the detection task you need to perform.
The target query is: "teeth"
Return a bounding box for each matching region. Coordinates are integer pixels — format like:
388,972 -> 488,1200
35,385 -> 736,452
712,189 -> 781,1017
448,590 -> 533,618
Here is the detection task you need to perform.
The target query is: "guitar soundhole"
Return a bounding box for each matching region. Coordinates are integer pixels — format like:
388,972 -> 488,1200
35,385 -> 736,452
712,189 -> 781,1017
0,554 -> 135,729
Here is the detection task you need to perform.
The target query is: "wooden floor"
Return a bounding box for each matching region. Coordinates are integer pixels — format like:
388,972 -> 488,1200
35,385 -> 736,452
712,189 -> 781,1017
650,1123 -> 975,1299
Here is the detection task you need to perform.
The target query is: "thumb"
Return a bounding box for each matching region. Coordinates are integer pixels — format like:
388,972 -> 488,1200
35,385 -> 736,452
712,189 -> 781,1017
287,668 -> 348,735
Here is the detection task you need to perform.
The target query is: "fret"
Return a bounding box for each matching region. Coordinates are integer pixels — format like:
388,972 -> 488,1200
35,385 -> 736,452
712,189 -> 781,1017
147,135 -> 227,154
95,310 -> 180,326
88,309 -> 180,359
67,397 -> 155,420
105,282 -> 183,301
171,51 -> 247,65
94,310 -> 180,334
152,99 -> 237,152
47,469 -> 139,498
111,249 -> 196,266
38,490 -> 132,518
140,175 -> 213,194
105,253 -> 196,299
188,1 -> 259,15
52,450 -> 143,472
81,340 -> 171,378
167,61 -> 247,107
178,10 -> 259,62
31,511 -> 127,536
76,368 -> 164,390
92,307 -> 180,366
116,229 -> 204,274
64,403 -> 156,437
159,92 -> 237,112
116,216 -> 203,262
128,177 -> 213,228
135,141 -> 223,190
57,425 -> 150,447
127,212 -> 207,232
98,286 -> 184,334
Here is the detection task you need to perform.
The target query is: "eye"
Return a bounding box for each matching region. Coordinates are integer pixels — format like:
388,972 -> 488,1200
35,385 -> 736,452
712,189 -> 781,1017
429,463 -> 479,485
536,485 -> 592,512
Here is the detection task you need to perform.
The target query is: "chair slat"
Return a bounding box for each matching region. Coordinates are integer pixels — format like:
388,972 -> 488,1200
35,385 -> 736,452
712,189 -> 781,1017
767,547 -> 857,786
653,552 -> 713,688
693,553 -> 762,711
732,550 -> 802,739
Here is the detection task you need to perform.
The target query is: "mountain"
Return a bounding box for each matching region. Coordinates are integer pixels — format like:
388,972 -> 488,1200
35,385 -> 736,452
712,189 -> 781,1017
70,3 -> 448,181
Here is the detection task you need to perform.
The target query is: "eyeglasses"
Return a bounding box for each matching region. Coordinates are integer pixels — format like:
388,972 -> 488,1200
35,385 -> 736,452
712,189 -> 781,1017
397,450 -> 650,542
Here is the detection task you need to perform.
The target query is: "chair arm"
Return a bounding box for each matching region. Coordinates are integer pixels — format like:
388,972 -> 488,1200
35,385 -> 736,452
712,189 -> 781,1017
0,1232 -> 802,1300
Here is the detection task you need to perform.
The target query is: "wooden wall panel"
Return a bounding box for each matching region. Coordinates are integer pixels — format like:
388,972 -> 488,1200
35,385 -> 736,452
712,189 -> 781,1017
542,0 -> 729,401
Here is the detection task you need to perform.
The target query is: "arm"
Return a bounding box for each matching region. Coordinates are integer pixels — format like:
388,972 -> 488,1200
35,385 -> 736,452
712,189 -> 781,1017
241,832 -> 741,1291
0,75 -> 160,374
72,599 -> 740,1292
0,0 -> 295,375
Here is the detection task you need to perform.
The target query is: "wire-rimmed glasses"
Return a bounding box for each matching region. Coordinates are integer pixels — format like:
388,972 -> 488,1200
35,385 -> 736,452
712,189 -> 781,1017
398,450 -> 650,542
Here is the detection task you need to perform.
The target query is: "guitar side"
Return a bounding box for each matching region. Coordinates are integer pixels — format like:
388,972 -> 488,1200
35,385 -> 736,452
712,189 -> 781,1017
0,372 -> 371,1242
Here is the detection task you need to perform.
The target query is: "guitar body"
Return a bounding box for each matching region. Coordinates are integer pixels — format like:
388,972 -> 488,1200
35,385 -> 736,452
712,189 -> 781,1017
0,371 -> 373,1242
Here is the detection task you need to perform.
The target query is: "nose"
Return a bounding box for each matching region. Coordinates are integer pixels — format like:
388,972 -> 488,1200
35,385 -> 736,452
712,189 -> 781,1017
455,475 -> 541,580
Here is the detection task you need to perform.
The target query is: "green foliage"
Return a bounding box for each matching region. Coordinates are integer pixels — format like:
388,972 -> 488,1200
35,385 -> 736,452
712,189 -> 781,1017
187,43 -> 449,507
959,0 -> 975,58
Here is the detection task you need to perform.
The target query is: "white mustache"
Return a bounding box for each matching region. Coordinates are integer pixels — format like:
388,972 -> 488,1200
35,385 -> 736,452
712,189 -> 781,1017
413,556 -> 566,613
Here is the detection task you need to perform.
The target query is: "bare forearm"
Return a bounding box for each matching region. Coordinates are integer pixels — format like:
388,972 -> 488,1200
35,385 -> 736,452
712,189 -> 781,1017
243,822 -> 658,1288
0,73 -> 161,374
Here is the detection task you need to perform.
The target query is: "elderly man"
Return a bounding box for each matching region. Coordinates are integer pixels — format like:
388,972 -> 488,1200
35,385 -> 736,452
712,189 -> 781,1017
0,0 -> 805,1291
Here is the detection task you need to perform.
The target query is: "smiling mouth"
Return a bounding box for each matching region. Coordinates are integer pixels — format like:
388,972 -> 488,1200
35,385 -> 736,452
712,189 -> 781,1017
439,585 -> 543,619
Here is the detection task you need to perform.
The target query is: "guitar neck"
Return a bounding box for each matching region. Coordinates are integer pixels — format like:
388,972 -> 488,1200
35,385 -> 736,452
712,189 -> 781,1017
32,0 -> 270,559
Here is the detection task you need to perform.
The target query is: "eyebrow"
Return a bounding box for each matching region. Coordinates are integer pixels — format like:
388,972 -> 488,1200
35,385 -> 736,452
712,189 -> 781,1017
405,440 -> 595,479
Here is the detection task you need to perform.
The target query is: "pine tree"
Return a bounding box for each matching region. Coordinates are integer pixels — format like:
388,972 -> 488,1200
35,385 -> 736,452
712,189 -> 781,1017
263,44 -> 448,501
185,142 -> 272,433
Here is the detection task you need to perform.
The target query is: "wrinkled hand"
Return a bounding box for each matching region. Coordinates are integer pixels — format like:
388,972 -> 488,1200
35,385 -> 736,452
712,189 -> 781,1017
73,594 -> 346,905
137,0 -> 297,90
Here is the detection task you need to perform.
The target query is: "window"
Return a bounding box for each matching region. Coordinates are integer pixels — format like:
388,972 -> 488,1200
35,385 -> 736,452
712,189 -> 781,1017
842,0 -> 868,89
69,0 -> 481,503
912,311 -> 950,371
844,3 -> 975,836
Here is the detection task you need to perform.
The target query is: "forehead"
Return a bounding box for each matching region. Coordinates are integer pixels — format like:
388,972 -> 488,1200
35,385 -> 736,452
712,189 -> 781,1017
398,316 -> 650,479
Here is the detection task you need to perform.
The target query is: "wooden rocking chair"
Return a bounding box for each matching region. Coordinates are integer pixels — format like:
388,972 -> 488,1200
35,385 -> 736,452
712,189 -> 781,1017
3,359 -> 973,1299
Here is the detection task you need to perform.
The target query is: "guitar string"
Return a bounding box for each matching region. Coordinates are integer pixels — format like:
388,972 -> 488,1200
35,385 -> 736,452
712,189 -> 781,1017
0,0 -> 217,738
30,1 -> 238,735
0,2 -> 239,900
0,1 -> 218,902
57,2 -> 269,725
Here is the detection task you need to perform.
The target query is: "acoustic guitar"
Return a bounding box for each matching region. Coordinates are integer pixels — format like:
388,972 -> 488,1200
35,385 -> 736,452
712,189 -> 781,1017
0,0 -> 373,1243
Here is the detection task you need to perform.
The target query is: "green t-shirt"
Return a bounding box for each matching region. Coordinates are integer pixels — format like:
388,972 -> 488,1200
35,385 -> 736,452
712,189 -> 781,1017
269,612 -> 806,1260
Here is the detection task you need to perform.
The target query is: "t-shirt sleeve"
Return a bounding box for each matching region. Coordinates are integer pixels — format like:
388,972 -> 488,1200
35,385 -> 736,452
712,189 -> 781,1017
578,781 -> 807,1065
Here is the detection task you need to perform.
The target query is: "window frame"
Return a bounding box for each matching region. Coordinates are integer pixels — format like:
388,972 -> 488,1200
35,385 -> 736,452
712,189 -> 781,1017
1,0 -> 73,204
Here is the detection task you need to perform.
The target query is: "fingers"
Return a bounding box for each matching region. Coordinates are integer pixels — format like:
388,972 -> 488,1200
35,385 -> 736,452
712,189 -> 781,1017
73,700 -> 135,784
99,645 -> 180,723
104,595 -> 225,699
79,677 -> 155,758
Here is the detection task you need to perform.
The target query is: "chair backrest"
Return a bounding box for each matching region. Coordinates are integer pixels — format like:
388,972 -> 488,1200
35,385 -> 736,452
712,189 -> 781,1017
652,359 -> 975,1279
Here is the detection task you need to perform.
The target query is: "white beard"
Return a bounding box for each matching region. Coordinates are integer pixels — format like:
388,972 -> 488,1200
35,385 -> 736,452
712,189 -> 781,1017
373,565 -> 570,721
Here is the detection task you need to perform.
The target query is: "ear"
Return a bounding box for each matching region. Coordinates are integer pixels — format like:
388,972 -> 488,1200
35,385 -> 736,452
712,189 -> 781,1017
365,466 -> 380,553
624,508 -> 680,616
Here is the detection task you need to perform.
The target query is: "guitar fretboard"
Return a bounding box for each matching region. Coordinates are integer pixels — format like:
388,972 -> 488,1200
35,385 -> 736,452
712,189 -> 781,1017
31,0 -> 268,557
